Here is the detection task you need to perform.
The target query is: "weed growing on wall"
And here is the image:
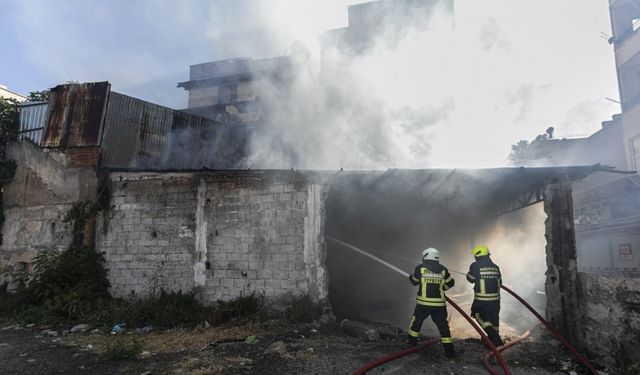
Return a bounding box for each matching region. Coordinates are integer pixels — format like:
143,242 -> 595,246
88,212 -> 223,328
64,201 -> 98,247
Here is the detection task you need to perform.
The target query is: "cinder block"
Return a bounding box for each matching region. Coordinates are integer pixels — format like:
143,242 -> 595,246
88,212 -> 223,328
234,279 -> 247,288
266,280 -> 281,289
266,185 -> 284,194
258,269 -> 273,279
288,270 -> 305,280
227,253 -> 242,262
283,185 -> 298,193
234,261 -> 249,271
281,279 -> 296,289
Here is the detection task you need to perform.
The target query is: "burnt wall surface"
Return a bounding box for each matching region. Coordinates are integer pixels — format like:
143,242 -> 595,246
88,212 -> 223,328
543,177 -> 583,345
0,141 -> 98,281
578,273 -> 640,371
97,171 -> 329,305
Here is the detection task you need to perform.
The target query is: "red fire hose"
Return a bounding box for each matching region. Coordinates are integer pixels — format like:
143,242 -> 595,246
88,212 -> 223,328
328,239 -> 593,374
500,285 -> 598,375
482,324 -> 536,371
446,297 -> 511,375
352,338 -> 440,375
352,296 -> 511,375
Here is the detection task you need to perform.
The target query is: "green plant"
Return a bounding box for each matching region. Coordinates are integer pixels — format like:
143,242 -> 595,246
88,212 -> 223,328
21,247 -> 110,320
0,97 -> 19,246
63,201 -> 97,246
100,336 -> 142,361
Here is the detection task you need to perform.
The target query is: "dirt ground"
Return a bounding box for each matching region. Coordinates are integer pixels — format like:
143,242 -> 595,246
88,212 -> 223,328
0,322 -> 604,375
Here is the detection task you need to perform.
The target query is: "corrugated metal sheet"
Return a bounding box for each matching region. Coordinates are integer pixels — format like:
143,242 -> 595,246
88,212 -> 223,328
101,92 -> 174,169
18,102 -> 49,144
101,91 -> 250,169
41,82 -> 110,147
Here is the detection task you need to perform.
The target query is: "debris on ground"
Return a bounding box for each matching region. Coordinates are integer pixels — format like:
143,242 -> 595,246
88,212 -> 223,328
70,324 -> 91,333
110,324 -> 125,335
0,321 -> 611,374
340,319 -> 381,341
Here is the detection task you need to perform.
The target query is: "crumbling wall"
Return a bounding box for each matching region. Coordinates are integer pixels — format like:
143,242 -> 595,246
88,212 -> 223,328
98,171 -> 329,306
578,273 -> 640,371
0,141 -> 98,281
543,177 -> 583,345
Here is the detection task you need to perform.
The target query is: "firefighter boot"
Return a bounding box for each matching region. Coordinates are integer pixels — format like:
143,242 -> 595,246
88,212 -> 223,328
487,327 -> 504,347
443,343 -> 455,358
408,335 -> 417,347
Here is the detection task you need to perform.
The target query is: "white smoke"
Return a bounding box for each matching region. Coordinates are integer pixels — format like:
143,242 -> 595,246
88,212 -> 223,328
243,0 -> 618,169
248,1 -> 455,169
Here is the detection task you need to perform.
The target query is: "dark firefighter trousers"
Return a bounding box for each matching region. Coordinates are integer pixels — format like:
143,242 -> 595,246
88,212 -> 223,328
471,300 -> 503,345
408,305 -> 453,348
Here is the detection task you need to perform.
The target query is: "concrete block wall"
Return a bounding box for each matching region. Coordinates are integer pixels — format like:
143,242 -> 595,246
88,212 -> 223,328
97,174 -> 197,296
578,273 -> 640,371
98,171 -> 329,306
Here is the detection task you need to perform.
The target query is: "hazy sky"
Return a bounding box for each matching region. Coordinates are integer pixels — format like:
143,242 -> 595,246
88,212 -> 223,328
0,0 -> 621,167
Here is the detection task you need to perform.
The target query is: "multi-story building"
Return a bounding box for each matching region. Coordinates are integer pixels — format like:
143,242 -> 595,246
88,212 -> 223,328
177,56 -> 297,124
609,0 -> 640,171
509,2 -> 640,276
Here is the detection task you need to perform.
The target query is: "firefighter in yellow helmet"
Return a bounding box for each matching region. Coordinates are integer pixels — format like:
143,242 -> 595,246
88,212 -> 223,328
407,247 -> 455,358
466,245 -> 504,347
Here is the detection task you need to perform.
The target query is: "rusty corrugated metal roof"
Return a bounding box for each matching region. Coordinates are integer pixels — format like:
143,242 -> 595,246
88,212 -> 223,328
41,82 -> 110,148
29,81 -> 249,170
101,92 -> 174,169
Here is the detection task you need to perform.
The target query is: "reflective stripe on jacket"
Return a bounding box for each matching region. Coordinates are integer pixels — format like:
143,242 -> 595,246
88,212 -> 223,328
409,260 -> 455,307
466,256 -> 501,301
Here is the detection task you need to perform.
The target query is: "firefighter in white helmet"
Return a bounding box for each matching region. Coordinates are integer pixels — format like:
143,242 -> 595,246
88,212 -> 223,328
407,247 -> 455,358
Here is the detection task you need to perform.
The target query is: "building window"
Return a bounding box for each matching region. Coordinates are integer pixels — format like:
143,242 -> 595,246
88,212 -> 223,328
632,137 -> 640,170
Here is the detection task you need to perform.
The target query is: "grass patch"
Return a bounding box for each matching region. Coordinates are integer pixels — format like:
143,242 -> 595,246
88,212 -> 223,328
100,336 -> 143,361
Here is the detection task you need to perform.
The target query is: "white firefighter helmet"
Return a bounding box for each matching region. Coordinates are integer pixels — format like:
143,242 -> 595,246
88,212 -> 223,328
422,247 -> 440,261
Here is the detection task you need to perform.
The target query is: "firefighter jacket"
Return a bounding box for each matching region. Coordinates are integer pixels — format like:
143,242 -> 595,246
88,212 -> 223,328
409,260 -> 455,307
466,256 -> 501,301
